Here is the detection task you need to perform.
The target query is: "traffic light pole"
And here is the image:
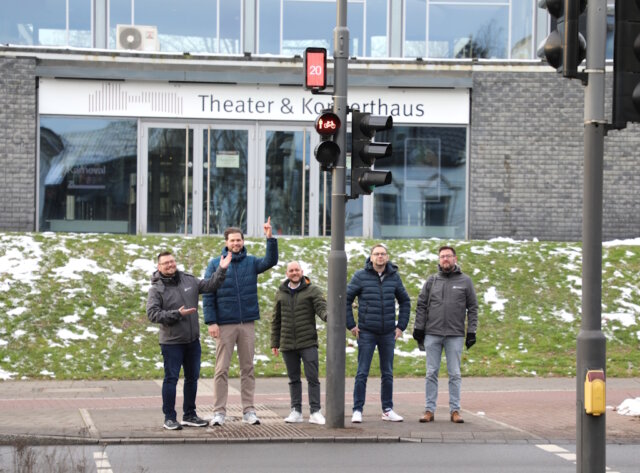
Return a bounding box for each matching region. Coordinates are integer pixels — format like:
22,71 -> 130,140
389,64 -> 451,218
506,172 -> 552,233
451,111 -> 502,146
577,0 -> 607,470
325,0 -> 348,428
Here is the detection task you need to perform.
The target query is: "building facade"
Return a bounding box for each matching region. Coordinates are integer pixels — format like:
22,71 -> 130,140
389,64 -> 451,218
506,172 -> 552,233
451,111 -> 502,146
1,0 -> 638,240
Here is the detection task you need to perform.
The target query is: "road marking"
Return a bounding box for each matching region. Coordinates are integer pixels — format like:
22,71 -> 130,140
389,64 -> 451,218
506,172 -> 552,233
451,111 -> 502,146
536,444 -> 568,453
467,409 -> 544,440
535,445 -> 620,473
94,451 -> 113,472
79,408 -> 99,438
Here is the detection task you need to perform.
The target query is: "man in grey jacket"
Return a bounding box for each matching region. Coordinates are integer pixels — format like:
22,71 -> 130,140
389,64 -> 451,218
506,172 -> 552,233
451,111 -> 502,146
147,250 -> 231,430
412,245 -> 478,424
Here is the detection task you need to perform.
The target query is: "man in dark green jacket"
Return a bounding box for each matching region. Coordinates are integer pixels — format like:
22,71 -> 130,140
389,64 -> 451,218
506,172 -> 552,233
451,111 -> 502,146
271,261 -> 327,425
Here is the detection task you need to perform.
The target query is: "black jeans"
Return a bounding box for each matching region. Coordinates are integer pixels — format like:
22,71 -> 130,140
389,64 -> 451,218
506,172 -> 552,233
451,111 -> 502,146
160,339 -> 201,421
282,346 -> 321,413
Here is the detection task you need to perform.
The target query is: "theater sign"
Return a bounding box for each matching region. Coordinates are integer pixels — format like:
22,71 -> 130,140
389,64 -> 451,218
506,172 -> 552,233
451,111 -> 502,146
39,78 -> 469,125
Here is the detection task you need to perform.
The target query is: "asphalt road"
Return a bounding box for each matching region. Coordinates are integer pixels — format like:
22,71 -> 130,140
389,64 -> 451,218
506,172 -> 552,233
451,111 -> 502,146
1,443 -> 639,473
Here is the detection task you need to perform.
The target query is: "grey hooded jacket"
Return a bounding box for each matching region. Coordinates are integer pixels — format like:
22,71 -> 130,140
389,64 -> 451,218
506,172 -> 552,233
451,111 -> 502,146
414,264 -> 478,337
147,265 -> 227,345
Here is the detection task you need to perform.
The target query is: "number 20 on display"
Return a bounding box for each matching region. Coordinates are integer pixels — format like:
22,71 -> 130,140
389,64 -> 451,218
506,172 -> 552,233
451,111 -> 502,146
304,47 -> 327,91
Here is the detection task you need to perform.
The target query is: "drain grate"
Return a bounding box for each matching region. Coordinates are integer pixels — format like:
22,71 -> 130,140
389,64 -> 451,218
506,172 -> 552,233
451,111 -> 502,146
200,404 -> 310,439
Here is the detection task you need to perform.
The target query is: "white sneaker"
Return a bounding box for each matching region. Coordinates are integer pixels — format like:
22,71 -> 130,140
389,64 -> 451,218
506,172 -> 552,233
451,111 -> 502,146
210,412 -> 225,426
284,410 -> 303,423
382,409 -> 403,422
351,411 -> 363,423
309,411 -> 326,425
242,411 -> 261,425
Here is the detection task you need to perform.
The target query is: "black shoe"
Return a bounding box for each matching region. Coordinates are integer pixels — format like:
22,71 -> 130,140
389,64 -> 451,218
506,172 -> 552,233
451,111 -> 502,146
163,419 -> 183,430
182,415 -> 209,427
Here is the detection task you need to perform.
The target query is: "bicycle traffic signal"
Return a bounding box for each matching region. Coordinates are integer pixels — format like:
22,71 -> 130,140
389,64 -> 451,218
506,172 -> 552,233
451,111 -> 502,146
314,110 -> 341,171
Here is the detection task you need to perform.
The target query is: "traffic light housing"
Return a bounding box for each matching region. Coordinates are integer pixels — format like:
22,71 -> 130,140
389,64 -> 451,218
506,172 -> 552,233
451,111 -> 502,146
613,0 -> 640,129
314,110 -> 341,171
537,0 -> 586,78
350,110 -> 393,199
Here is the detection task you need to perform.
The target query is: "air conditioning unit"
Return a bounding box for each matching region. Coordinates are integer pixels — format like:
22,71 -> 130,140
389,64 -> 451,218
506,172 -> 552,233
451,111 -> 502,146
116,25 -> 159,51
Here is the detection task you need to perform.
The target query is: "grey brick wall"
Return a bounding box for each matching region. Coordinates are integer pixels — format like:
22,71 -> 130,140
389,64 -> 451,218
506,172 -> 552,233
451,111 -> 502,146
0,56 -> 37,231
470,69 -> 640,241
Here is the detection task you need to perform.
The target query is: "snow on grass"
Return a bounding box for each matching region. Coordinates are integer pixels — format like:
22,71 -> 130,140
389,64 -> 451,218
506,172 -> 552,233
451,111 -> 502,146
53,257 -> 109,280
0,235 -> 43,288
484,287 -> 508,311
602,312 -> 636,327
0,368 -> 17,380
553,309 -> 575,323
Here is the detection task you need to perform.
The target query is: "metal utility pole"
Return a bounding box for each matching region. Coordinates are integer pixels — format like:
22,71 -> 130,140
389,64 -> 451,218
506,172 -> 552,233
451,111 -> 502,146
325,0 -> 349,428
577,0 -> 607,470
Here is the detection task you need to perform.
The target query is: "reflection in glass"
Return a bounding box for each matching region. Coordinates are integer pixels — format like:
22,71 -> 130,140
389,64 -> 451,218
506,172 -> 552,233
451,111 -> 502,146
147,128 -> 193,234
258,0 -> 281,54
0,0 -> 70,46
203,129 -> 249,235
109,0 -> 241,53
373,126 -> 467,239
366,0 -> 389,57
429,4 -> 508,58
68,0 -> 91,48
39,117 -> 137,233
261,0 -> 374,57
282,1 -> 334,54
510,0 -> 534,59
265,131 -> 309,236
404,0 -> 427,58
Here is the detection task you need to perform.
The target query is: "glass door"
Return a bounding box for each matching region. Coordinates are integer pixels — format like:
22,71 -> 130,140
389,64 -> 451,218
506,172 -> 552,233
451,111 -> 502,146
202,126 -> 251,235
144,125 -> 194,234
261,127 -> 313,236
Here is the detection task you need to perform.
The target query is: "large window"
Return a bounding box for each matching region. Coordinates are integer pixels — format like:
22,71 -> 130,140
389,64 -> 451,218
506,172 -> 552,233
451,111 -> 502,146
0,0 -> 90,47
39,117 -> 138,233
258,0 -> 388,57
405,0 -> 535,59
372,126 -> 467,239
109,0 -> 241,53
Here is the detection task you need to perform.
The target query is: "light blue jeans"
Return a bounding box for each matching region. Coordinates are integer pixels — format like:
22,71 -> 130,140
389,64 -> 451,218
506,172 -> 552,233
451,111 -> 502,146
424,334 -> 464,414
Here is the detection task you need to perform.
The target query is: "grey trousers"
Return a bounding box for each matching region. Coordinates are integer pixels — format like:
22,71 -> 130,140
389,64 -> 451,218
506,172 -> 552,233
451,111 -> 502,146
282,346 -> 321,414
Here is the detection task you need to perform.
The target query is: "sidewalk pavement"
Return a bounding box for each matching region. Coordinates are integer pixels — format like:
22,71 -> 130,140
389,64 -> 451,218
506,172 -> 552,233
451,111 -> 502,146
0,377 -> 638,445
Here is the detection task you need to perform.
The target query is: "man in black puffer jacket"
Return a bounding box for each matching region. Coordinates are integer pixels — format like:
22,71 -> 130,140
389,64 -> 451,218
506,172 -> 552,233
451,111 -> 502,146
147,250 -> 231,431
271,261 -> 327,425
346,243 -> 411,423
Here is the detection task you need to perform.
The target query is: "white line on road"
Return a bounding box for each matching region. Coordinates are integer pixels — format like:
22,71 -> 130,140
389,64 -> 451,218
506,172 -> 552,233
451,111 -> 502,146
79,408 -> 99,438
535,445 -> 620,473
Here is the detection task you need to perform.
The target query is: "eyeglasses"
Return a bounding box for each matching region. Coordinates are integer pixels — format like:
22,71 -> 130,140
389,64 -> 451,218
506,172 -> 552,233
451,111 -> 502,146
371,252 -> 388,257
439,254 -> 455,260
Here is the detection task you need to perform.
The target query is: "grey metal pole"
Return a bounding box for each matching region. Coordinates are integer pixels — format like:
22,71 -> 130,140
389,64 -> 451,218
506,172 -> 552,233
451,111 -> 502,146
325,0 -> 349,428
577,0 -> 607,470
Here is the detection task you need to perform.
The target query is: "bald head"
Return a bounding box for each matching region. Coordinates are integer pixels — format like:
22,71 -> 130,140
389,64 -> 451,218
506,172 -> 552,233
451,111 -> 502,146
286,261 -> 303,284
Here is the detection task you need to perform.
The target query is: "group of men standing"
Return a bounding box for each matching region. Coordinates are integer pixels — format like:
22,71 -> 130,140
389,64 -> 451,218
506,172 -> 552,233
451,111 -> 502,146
146,219 -> 478,430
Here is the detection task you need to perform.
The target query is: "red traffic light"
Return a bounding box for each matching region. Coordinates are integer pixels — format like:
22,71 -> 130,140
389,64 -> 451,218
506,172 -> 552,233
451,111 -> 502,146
315,112 -> 341,135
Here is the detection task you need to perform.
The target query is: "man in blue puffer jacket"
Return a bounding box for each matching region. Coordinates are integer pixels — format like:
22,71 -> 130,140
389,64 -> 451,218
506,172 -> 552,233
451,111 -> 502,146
346,243 -> 411,423
203,217 -> 278,426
